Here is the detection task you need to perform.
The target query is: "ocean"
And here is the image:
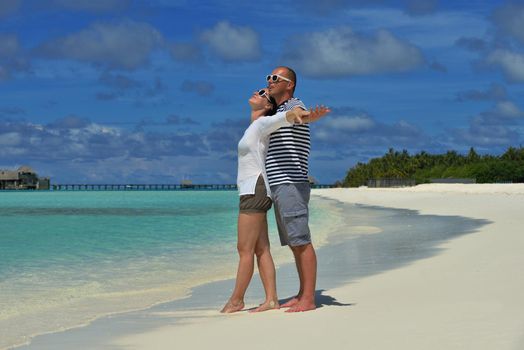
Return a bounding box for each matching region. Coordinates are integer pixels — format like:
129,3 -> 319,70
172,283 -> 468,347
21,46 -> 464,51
0,190 -> 342,350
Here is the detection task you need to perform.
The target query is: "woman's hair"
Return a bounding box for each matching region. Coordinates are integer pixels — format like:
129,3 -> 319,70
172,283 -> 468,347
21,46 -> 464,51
268,96 -> 277,115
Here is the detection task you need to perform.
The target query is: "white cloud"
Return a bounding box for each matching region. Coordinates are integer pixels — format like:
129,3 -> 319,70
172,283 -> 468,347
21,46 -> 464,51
281,26 -> 424,78
346,8 -> 488,49
492,3 -> 524,44
0,114 -> 233,165
0,115 -> 247,183
495,101 -> 523,118
470,100 -> 524,126
324,115 -> 375,131
37,20 -> 164,70
312,108 -> 430,151
486,49 -> 524,82
0,132 -> 21,146
449,99 -> 524,148
452,123 -> 519,147
200,21 -> 261,62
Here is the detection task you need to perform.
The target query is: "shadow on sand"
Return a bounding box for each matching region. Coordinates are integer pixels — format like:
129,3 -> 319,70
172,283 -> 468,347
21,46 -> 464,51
277,289 -> 354,309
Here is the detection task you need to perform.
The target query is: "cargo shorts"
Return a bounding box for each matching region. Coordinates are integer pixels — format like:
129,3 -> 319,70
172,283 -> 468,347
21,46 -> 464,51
270,182 -> 311,247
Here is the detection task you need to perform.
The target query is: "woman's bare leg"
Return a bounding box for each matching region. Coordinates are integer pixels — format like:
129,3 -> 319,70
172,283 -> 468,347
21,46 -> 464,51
251,216 -> 279,312
221,212 -> 265,313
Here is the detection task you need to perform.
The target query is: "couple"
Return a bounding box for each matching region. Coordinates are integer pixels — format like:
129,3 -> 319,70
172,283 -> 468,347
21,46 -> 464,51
221,66 -> 330,313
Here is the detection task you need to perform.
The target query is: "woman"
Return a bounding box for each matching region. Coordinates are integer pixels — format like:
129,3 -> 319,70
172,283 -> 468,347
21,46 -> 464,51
220,88 -> 330,313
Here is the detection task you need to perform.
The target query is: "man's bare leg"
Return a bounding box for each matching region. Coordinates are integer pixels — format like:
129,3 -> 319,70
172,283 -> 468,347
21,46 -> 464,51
286,243 -> 317,312
281,247 -> 304,308
221,212 -> 264,313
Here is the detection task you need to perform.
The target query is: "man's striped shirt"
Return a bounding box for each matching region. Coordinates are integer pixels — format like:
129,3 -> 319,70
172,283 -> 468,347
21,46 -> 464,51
265,97 -> 310,186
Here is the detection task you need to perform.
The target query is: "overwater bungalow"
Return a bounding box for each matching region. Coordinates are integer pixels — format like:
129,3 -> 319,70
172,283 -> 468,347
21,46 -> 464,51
0,166 -> 50,190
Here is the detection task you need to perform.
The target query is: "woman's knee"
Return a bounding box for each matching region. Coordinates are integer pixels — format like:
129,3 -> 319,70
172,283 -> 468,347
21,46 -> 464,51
254,243 -> 270,258
237,244 -> 255,257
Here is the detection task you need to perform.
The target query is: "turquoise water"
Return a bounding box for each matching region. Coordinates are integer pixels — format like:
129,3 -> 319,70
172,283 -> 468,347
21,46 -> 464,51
0,191 -> 338,349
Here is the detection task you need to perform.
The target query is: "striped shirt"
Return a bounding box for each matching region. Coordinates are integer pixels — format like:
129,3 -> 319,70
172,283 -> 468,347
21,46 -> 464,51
265,97 -> 310,186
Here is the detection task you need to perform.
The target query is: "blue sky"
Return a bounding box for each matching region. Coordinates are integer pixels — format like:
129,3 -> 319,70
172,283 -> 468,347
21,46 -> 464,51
1,0 -> 523,184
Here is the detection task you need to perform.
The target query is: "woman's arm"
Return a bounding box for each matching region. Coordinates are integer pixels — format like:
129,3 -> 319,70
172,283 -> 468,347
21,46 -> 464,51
253,111 -> 292,137
253,105 -> 331,137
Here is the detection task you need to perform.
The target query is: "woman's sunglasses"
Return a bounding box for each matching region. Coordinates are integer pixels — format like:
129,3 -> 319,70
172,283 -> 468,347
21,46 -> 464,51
266,74 -> 292,83
258,89 -> 272,102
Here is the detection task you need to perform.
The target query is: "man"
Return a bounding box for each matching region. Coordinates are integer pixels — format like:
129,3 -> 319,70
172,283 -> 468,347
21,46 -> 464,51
266,66 -> 317,312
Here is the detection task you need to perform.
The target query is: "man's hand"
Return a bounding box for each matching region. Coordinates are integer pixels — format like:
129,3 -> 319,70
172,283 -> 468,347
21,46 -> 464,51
286,105 -> 331,124
302,105 -> 331,124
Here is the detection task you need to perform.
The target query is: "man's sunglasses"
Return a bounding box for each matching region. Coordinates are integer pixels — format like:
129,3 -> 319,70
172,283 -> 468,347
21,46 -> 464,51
266,74 -> 292,83
258,89 -> 272,102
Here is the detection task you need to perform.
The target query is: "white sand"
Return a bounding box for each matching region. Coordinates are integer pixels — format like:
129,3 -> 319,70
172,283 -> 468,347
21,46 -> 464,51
112,184 -> 524,350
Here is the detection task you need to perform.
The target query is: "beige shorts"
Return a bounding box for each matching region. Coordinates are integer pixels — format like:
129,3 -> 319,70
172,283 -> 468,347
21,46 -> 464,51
239,175 -> 272,213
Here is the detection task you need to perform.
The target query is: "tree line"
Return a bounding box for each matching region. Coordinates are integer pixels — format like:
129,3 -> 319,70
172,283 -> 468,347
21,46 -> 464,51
341,147 -> 524,187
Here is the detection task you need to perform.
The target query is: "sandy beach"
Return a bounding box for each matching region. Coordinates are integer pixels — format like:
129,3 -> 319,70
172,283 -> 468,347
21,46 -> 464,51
104,184 -> 524,350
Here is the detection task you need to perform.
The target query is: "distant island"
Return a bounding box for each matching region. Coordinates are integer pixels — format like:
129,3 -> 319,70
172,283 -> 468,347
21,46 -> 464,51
341,147 -> 524,187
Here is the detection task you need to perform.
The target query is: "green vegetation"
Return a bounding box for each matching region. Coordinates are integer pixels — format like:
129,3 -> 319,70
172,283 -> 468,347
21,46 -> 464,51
342,147 -> 524,187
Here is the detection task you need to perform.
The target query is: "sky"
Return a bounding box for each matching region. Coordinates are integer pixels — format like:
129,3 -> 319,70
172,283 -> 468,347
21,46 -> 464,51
1,0 -> 523,184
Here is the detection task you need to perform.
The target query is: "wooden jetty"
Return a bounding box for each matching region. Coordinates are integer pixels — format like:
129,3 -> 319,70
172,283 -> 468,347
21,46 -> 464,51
50,184 -> 334,191
51,184 -> 238,191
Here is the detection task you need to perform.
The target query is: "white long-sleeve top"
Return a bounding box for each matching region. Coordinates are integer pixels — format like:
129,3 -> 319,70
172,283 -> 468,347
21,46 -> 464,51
237,111 -> 292,197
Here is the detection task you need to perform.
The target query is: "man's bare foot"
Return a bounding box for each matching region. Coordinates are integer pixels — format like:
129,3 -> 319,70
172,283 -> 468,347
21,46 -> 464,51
249,300 -> 280,313
280,297 -> 299,308
220,299 -> 244,313
285,300 -> 316,313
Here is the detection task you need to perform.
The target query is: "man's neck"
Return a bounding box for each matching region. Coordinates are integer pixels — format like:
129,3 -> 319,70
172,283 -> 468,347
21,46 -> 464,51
274,92 -> 294,107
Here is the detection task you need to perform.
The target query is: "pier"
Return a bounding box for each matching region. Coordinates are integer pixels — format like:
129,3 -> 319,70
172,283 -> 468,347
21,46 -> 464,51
51,184 -> 238,191
50,184 -> 335,191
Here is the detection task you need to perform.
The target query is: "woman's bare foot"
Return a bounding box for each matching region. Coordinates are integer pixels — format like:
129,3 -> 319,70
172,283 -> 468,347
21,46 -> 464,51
280,296 -> 299,308
220,299 -> 244,313
249,300 -> 280,313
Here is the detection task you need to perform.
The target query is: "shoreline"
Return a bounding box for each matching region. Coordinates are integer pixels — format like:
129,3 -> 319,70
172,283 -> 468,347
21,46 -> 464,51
110,184 -> 523,350
7,194 -> 344,350
13,184 -> 522,349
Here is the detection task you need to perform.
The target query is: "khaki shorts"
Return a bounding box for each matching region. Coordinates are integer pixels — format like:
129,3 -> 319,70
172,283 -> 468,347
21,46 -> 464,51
239,175 -> 272,213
